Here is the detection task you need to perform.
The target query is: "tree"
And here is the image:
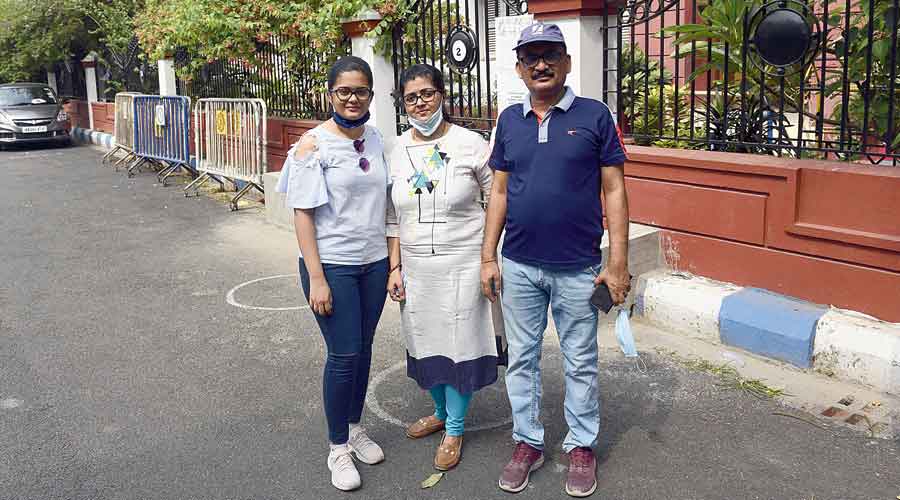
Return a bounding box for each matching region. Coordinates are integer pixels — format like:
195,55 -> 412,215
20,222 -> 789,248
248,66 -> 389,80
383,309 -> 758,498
0,0 -> 91,82
78,0 -> 159,96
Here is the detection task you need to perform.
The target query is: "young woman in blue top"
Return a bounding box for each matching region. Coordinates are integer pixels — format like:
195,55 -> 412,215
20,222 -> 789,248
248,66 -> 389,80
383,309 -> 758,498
275,56 -> 389,492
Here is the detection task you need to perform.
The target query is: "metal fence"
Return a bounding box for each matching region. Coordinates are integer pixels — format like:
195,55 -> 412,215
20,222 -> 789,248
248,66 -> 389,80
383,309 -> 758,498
391,0 -> 528,138
53,59 -> 88,100
601,0 -> 899,166
97,37 -> 159,99
175,36 -> 350,120
187,98 -> 268,211
102,92 -> 144,168
131,95 -> 196,184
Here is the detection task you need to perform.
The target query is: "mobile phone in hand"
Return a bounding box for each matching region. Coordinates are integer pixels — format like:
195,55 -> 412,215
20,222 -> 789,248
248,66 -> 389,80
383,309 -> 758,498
590,282 -> 615,313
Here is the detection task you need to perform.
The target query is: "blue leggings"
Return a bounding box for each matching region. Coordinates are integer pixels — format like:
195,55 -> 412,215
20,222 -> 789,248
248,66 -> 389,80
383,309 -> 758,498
299,258 -> 389,445
430,385 -> 472,437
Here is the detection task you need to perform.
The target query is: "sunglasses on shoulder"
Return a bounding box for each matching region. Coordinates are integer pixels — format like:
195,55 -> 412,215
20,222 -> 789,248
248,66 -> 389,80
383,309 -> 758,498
354,138 -> 370,172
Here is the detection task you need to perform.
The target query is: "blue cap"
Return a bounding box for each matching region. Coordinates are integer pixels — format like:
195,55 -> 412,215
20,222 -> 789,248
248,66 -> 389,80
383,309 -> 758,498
513,23 -> 566,50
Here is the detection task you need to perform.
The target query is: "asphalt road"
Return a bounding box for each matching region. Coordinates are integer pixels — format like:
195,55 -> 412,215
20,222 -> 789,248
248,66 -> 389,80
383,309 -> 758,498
1,144 -> 898,500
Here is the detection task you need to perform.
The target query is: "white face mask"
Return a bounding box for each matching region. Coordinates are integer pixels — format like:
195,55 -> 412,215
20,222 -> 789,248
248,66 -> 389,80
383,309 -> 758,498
408,101 -> 445,137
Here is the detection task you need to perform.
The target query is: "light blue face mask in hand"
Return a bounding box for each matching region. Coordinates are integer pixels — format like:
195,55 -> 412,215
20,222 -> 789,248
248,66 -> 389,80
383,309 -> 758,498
615,308 -> 646,372
615,308 -> 638,357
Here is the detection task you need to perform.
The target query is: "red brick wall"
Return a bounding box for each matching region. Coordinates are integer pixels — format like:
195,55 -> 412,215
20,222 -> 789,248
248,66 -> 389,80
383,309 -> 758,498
625,146 -> 900,321
90,102 -> 115,134
265,117 -> 321,172
64,100 -> 91,129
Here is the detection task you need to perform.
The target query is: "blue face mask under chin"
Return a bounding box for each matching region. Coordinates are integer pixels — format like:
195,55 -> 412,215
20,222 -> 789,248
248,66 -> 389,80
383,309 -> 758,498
333,110 -> 371,129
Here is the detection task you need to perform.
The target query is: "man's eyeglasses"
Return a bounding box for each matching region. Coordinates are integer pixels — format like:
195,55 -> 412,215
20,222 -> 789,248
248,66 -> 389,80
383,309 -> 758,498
330,87 -> 373,102
401,88 -> 440,106
517,50 -> 565,69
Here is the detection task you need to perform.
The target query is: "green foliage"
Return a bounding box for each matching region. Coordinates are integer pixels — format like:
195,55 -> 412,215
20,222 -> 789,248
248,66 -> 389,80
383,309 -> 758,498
663,0 -> 812,102
664,0 -> 755,82
134,0 -> 412,117
0,0 -> 91,82
825,0 -> 900,149
631,83 -> 705,149
619,43 -> 671,134
78,0 -> 159,97
136,0 -> 412,80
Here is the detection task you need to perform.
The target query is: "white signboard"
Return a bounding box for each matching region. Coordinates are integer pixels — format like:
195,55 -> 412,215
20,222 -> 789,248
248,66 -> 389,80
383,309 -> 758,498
154,104 -> 166,127
494,15 -> 534,116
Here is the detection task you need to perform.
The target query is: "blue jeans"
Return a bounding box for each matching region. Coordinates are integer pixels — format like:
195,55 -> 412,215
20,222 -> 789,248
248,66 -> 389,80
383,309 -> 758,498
299,257 -> 389,445
501,256 -> 600,453
429,384 -> 473,437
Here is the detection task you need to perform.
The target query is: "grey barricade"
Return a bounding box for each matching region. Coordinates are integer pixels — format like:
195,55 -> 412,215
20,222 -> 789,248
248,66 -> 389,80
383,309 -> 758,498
186,98 -> 268,211
102,92 -> 144,170
129,95 -> 196,186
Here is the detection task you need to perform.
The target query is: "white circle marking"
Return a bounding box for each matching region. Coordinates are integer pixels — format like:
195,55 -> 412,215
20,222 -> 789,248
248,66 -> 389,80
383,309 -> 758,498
365,361 -> 512,432
225,274 -> 309,311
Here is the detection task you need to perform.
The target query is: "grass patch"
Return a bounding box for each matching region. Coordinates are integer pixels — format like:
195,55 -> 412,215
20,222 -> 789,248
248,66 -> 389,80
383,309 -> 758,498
656,348 -> 787,400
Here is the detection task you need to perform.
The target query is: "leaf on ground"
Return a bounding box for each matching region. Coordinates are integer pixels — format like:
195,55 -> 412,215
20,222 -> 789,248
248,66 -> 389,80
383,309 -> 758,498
421,472 -> 444,489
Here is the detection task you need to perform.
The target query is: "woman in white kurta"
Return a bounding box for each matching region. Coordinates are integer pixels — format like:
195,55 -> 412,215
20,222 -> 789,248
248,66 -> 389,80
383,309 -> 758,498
386,64 -> 498,471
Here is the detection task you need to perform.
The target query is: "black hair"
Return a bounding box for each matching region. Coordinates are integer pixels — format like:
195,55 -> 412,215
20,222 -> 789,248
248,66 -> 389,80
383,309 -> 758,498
395,64 -> 453,123
327,56 -> 373,89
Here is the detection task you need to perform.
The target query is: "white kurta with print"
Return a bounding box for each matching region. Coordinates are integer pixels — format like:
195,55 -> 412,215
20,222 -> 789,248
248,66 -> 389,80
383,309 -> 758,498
387,124 -> 498,393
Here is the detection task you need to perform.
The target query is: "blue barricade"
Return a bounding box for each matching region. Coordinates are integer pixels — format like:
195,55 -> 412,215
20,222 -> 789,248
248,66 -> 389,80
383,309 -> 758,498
130,95 -> 195,184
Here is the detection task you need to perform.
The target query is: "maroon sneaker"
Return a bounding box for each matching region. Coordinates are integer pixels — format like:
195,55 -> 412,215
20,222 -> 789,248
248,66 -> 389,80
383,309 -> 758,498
498,442 -> 544,493
565,447 -> 597,497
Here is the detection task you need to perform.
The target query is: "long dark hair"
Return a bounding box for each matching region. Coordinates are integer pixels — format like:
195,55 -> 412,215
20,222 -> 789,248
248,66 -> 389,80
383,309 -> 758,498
395,64 -> 453,124
327,56 -> 373,89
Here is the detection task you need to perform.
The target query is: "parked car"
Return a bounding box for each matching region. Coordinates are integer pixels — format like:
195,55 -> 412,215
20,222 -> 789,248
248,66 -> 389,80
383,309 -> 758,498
0,83 -> 71,147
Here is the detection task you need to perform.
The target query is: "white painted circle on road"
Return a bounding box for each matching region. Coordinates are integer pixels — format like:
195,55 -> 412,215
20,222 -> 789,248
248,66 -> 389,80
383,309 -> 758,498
365,361 -> 512,432
225,274 -> 309,311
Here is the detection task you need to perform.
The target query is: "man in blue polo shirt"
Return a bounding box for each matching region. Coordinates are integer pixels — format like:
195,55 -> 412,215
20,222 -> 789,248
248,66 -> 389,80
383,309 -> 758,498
480,23 -> 631,497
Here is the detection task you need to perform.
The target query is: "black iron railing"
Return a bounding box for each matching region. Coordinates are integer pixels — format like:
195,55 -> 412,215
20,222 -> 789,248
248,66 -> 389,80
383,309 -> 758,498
54,59 -> 88,100
175,35 -> 350,120
98,36 -> 159,99
601,0 -> 899,166
391,0 -> 527,137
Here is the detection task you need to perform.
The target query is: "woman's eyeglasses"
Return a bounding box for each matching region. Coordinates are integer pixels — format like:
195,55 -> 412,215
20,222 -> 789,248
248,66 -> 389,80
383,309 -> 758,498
330,87 -> 373,102
401,88 -> 440,106
354,138 -> 370,172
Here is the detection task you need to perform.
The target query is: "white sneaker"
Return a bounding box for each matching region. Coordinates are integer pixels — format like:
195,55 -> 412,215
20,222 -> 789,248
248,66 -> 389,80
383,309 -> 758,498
327,445 -> 361,491
348,426 -> 385,465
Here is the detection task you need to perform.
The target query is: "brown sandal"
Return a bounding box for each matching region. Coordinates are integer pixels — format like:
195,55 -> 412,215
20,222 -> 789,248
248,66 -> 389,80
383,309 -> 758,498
434,433 -> 463,471
406,415 -> 445,439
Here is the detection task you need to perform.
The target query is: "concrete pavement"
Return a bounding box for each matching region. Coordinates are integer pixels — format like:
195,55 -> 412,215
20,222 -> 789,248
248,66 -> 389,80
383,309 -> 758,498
1,144 -> 899,500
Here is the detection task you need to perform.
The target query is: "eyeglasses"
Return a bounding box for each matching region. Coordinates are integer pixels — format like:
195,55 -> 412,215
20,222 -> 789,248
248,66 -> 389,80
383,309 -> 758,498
402,88 -> 440,106
517,50 -> 565,69
354,138 -> 370,172
330,87 -> 373,102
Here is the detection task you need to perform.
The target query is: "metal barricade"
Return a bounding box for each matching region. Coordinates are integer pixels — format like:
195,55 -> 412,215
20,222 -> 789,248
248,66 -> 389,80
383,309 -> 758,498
186,98 -> 268,211
103,92 -> 144,169
129,95 -> 196,185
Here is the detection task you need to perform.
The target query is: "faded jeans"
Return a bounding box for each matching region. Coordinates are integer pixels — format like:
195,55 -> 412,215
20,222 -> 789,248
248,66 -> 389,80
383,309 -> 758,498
501,256 -> 600,453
